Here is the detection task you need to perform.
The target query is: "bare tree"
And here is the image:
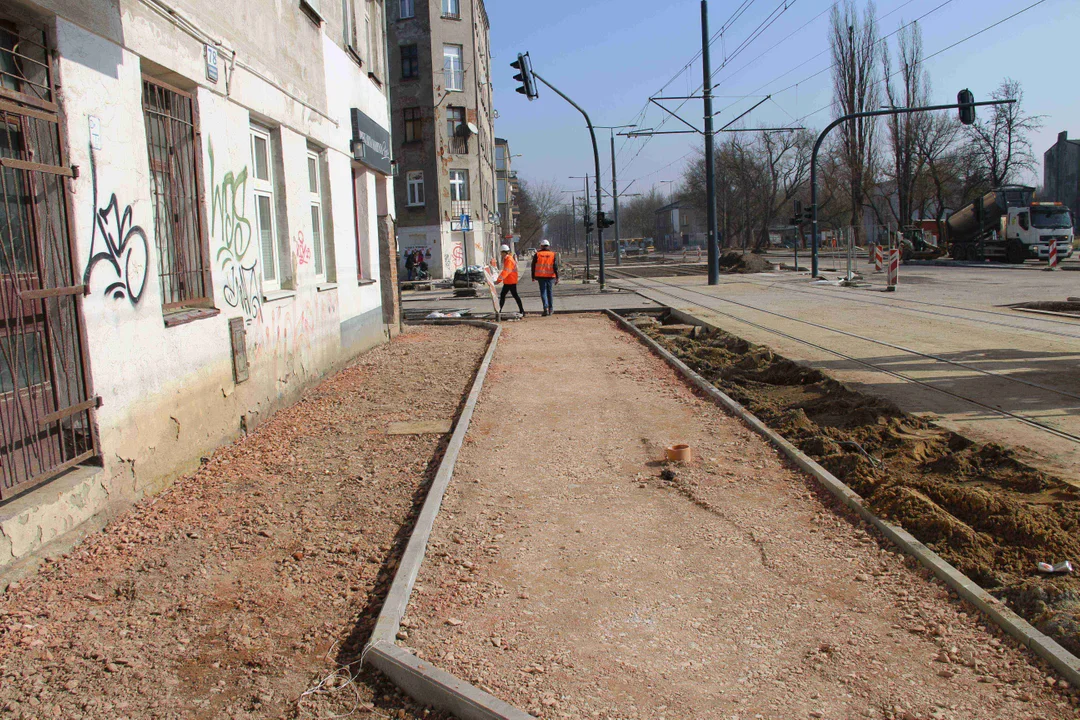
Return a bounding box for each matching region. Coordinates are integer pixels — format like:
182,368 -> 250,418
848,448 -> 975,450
753,129 -> 814,251
515,179 -> 564,249
915,112 -> 964,221
881,20 -> 929,227
830,0 -> 880,245
965,78 -> 1043,187
620,187 -> 668,240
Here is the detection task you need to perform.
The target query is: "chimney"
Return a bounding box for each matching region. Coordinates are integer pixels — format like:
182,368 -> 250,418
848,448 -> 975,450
1060,130 -> 1069,143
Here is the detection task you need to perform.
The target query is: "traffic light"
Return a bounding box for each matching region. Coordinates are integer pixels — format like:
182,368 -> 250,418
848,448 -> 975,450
583,214 -> 595,234
792,199 -> 803,225
511,52 -> 538,101
597,211 -> 614,229
957,89 -> 975,125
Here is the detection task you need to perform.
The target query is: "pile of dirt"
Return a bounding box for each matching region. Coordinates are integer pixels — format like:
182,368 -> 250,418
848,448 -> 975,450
1011,301 -> 1080,317
0,326 -> 489,720
718,251 -> 773,274
647,322 -> 1080,655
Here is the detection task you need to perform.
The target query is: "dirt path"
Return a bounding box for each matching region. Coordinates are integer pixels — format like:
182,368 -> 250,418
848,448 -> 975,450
403,314 -> 1076,719
0,325 -> 490,720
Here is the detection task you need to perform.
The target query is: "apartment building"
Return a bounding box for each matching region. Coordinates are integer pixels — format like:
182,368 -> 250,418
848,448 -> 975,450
388,0 -> 497,279
495,137 -> 517,249
1044,131 -> 1080,231
0,0 -> 398,571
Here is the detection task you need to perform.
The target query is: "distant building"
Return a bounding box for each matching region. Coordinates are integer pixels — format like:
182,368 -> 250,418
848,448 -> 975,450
1043,131 -> 1080,230
655,201 -> 705,251
495,138 -> 517,248
388,0 -> 498,279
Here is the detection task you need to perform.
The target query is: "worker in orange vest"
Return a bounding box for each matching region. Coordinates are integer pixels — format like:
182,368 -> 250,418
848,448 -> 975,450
495,244 -> 525,316
531,239 -> 559,316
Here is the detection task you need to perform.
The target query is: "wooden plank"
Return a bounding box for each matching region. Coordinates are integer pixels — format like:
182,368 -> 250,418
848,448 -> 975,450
0,98 -> 57,123
18,285 -> 85,300
37,398 -> 97,428
0,157 -> 73,177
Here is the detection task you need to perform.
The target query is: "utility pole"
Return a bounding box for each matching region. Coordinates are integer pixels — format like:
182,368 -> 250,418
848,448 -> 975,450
612,132 -> 621,266
584,174 -> 592,281
701,0 -> 719,285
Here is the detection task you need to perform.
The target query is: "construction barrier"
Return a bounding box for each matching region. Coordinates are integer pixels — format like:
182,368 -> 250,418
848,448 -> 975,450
1048,240 -> 1059,270
874,244 -> 883,273
886,248 -> 899,291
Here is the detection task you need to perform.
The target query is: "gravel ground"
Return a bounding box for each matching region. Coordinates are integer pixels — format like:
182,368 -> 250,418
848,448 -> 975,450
0,324 -> 489,720
402,314 -> 1078,720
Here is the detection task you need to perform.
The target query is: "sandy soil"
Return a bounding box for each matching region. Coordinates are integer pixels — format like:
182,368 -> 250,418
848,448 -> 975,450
0,325 -> 490,720
647,318 -> 1080,657
402,314 -> 1077,719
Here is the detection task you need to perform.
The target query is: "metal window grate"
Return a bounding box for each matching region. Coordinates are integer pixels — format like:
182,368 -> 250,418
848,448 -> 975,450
0,19 -> 98,499
142,77 -> 211,310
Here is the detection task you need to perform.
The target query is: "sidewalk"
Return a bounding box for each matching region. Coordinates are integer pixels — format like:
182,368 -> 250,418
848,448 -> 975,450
401,279 -> 661,320
400,314 -> 1075,719
0,326 -> 490,720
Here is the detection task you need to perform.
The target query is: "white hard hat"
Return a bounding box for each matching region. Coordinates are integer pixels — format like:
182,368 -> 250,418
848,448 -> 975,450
500,244 -> 510,252
540,239 -> 551,247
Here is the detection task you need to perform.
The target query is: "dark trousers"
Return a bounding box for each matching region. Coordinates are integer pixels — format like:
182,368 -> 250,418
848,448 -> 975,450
537,277 -> 554,310
499,283 -> 524,314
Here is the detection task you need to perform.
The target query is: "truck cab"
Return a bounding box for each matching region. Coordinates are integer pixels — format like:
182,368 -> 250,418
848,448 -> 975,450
1004,202 -> 1074,262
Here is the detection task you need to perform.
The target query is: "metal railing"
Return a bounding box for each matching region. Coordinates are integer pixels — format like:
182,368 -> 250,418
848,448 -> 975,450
449,134 -> 468,154
0,19 -> 98,499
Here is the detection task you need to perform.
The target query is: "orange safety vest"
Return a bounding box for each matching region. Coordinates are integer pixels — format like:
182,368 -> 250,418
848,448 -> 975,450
534,250 -> 557,278
496,254 -> 519,285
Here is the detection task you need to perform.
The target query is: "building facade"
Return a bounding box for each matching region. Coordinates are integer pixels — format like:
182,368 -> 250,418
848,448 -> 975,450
495,137 -> 516,248
655,201 -> 705,251
0,0 -> 398,571
1044,130 -> 1080,231
388,0 -> 496,279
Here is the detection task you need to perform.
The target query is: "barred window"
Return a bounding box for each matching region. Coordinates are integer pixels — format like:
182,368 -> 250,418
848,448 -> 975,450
142,77 -> 211,309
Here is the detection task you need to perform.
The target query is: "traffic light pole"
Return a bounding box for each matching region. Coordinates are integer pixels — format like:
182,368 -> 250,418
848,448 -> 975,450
531,71 -> 606,289
611,132 -> 621,267
809,98 -> 1012,277
584,175 -> 592,281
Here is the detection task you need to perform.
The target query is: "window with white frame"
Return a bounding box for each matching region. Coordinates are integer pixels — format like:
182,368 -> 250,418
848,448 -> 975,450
365,0 -> 383,79
406,171 -> 424,207
400,0 -> 414,18
443,44 -> 463,92
250,125 -> 284,290
442,0 -> 459,19
449,169 -> 469,202
307,149 -> 331,280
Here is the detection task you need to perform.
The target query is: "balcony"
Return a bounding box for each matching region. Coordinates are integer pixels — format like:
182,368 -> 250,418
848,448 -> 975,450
449,135 -> 469,155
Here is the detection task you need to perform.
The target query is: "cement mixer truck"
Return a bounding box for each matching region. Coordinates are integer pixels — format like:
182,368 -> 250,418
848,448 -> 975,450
925,186 -> 1075,263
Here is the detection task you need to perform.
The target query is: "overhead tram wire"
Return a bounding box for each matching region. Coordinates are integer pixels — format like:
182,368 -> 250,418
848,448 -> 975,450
787,0 -> 1050,126
710,0 -> 953,122
614,0 -> 765,169
617,0 -> 802,181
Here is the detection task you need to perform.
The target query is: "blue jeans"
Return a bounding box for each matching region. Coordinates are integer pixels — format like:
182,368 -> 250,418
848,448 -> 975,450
537,278 -> 554,310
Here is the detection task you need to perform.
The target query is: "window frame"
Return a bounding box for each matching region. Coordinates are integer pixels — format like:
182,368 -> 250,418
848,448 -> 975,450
403,106 -> 422,143
400,0 -> 414,18
307,148 -> 330,281
342,0 -> 361,61
449,169 -> 469,202
443,44 -> 463,92
250,124 -> 283,292
442,0 -> 460,19
400,44 -> 419,80
141,75 -> 214,312
406,171 -> 424,207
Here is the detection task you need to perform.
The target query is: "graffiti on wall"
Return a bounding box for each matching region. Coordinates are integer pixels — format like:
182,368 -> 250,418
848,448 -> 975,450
209,141 -> 260,321
250,291 -> 338,369
451,244 -> 464,268
83,148 -> 149,304
294,231 -> 312,266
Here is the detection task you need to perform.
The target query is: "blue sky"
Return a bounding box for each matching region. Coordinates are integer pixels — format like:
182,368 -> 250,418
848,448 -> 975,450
486,0 -> 1078,197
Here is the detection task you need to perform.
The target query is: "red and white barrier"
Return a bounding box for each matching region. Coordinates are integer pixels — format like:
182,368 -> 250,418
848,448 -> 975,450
873,244 -> 883,273
886,248 -> 899,290
1048,240 -> 1059,269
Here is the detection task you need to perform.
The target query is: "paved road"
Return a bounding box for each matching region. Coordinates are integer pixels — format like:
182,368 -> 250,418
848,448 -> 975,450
403,315 -> 1074,719
616,263 -> 1080,485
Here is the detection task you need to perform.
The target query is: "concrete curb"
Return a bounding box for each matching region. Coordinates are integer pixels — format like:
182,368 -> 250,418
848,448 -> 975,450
364,319 -> 537,720
606,308 -> 1080,688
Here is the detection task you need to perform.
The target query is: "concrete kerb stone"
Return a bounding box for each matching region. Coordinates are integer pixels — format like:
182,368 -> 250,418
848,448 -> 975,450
363,319 -> 537,720
605,308 -> 1080,688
